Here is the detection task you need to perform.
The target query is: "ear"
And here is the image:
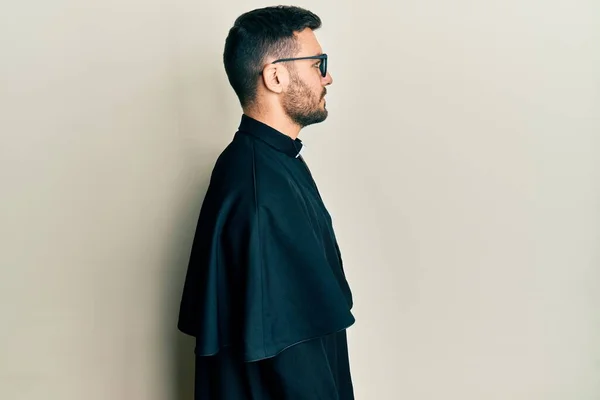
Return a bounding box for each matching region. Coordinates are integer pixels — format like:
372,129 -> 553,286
261,64 -> 289,94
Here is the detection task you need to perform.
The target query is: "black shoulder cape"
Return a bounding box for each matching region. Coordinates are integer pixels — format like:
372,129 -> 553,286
177,115 -> 355,365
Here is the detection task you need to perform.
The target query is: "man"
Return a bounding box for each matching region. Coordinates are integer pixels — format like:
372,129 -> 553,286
177,6 -> 355,399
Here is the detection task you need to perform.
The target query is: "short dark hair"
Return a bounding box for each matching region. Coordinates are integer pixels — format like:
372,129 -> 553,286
223,6 -> 322,109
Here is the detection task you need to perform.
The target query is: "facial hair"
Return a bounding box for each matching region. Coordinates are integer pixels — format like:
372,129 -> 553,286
282,72 -> 328,128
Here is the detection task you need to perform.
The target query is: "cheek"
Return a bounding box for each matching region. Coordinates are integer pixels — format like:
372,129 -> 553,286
295,72 -> 321,99
312,81 -> 324,97
304,72 -> 322,93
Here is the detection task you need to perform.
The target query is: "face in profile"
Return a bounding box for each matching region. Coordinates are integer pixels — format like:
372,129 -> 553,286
281,29 -> 333,128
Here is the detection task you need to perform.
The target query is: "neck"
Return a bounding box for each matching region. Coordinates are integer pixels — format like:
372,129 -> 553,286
243,109 -> 301,139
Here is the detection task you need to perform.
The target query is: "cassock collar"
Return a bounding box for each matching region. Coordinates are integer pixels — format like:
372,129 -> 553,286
238,114 -> 304,158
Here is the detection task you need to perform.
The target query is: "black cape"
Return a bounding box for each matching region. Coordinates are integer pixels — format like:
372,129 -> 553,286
177,114 -> 355,399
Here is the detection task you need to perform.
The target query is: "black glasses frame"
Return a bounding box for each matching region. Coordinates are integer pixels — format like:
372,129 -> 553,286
270,54 -> 328,77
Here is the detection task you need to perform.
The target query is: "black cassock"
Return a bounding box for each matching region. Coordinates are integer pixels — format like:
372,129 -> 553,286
177,114 -> 355,399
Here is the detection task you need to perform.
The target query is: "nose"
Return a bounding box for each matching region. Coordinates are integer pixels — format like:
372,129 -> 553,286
323,71 -> 333,86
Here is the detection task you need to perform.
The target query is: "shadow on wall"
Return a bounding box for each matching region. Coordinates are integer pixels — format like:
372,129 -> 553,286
161,57 -> 240,399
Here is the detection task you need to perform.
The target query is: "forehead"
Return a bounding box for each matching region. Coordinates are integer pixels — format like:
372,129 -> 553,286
295,28 -> 323,56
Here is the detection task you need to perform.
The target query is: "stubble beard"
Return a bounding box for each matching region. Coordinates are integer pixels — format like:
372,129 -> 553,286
282,73 -> 328,129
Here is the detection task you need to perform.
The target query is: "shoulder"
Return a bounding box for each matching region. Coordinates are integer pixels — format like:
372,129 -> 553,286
200,133 -> 295,224
210,133 -> 292,197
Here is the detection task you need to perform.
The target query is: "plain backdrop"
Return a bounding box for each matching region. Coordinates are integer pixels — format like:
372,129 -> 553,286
1,1 -> 599,399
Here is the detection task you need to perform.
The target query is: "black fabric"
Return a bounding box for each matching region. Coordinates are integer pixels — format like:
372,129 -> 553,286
178,114 -> 355,399
194,330 -> 354,400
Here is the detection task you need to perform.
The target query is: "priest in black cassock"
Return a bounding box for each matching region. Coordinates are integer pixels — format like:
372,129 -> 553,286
177,5 -> 356,399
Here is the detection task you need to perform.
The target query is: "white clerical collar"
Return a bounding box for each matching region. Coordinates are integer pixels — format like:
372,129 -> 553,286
295,143 -> 306,158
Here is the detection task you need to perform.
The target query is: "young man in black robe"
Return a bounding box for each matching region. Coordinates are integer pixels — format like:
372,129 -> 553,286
177,6 -> 356,399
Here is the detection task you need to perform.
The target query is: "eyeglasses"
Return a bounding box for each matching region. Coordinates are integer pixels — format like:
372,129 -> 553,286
271,53 -> 328,77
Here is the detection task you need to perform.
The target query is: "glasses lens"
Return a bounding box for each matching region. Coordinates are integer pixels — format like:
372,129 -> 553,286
321,56 -> 327,77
